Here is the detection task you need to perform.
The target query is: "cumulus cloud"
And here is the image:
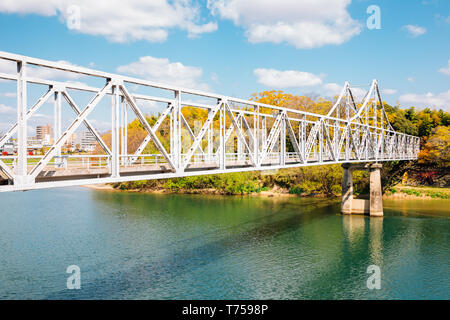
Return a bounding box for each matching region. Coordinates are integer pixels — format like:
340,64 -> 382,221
323,83 -> 344,96
438,60 -> 450,76
403,25 -> 427,37
0,0 -> 217,43
117,56 -> 209,90
254,68 -> 322,88
208,0 -> 361,48
399,90 -> 450,111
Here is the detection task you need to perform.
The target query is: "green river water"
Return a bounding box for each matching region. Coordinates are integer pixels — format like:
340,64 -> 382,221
0,187 -> 448,299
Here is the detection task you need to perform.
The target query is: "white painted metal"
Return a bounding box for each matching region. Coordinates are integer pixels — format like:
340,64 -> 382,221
0,51 -> 420,192
54,90 -> 62,165
15,61 -> 28,186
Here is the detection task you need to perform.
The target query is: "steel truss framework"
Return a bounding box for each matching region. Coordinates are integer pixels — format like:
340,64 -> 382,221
0,51 -> 420,192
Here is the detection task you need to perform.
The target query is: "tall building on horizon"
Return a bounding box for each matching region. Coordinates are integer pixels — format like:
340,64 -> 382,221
73,131 -> 97,152
36,124 -> 52,144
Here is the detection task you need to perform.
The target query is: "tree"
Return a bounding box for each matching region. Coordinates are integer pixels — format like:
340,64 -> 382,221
419,126 -> 450,167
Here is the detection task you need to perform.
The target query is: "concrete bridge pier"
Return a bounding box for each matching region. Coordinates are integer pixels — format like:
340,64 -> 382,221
341,163 -> 383,217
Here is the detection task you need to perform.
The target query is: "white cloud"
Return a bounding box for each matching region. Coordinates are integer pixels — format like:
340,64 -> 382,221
323,82 -> 366,99
435,14 -> 450,25
353,87 -> 368,100
207,0 -> 361,49
0,0 -> 217,43
254,68 -> 322,88
117,56 -> 208,90
382,89 -> 397,95
323,83 -> 343,96
399,90 -> 450,111
403,24 -> 427,37
0,104 -> 15,114
438,60 -> 450,76
1,92 -> 16,98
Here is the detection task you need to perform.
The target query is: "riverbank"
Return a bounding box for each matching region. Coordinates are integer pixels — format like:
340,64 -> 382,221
83,183 -> 300,198
83,183 -> 450,200
384,185 -> 450,200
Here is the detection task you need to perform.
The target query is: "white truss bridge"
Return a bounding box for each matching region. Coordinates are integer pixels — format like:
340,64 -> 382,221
0,51 -> 419,193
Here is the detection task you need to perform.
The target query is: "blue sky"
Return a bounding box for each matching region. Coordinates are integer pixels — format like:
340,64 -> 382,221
0,0 -> 449,130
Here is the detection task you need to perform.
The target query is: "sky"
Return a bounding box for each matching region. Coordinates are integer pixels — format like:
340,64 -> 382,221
0,0 -> 449,132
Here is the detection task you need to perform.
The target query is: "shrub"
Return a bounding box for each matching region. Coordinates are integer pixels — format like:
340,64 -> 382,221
289,185 -> 304,194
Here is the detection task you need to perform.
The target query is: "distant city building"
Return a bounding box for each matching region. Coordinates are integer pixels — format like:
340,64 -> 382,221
27,138 -> 42,148
77,131 -> 97,152
36,124 -> 52,142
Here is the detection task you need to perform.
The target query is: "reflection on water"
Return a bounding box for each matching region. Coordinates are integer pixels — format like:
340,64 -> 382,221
342,215 -> 384,266
0,187 -> 448,299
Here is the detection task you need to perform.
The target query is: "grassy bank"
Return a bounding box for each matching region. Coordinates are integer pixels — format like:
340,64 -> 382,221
385,185 -> 450,199
112,166 -> 346,197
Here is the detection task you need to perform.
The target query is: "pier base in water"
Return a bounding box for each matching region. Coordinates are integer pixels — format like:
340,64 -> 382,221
341,163 -> 383,217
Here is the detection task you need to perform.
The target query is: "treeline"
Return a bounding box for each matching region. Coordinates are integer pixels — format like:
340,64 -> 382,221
111,91 -> 449,195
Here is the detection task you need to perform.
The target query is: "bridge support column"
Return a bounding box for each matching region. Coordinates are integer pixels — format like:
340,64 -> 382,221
341,163 -> 353,215
340,163 -> 383,217
369,164 -> 383,216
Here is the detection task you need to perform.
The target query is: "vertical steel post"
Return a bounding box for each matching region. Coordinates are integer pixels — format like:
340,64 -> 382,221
237,115 -> 243,161
208,108 -> 213,161
255,105 -> 259,166
170,102 -> 174,161
124,98 -> 128,164
54,90 -> 62,165
280,113 -> 286,165
380,108 -> 384,159
120,96 -> 124,164
301,114 -> 306,163
345,91 -> 350,161
262,116 -> 267,152
111,84 -> 120,177
174,91 -> 181,171
346,127 -> 350,161
16,61 -> 29,186
373,99 -> 377,128
219,100 -> 225,170
334,120 -> 338,160
319,118 -> 323,163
